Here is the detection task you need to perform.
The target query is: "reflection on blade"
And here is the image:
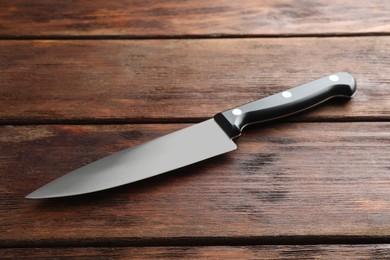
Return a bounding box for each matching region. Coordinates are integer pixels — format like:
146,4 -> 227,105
26,119 -> 236,199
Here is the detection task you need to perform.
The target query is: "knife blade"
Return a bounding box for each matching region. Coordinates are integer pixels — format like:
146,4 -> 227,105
26,72 -> 356,199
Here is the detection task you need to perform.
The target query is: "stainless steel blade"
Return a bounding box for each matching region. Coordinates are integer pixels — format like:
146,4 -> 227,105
26,119 -> 236,199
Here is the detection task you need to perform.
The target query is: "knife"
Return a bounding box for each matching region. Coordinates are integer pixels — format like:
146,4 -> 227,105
26,72 -> 356,199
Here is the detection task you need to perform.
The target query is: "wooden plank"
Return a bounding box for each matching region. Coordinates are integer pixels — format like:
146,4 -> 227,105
1,122 -> 389,246
0,37 -> 389,123
0,0 -> 389,37
2,244 -> 390,259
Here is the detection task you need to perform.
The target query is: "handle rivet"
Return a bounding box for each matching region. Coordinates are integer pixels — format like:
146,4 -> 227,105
329,75 -> 339,82
282,91 -> 292,98
232,108 -> 242,116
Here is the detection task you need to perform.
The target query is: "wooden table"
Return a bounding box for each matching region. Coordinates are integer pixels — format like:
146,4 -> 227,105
1,1 -> 389,258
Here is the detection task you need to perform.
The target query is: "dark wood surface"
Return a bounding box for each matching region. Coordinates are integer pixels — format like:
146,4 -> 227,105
2,245 -> 390,259
1,38 -> 389,124
1,1 -> 389,259
0,0 -> 389,37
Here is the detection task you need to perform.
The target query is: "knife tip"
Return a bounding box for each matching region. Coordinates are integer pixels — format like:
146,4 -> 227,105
25,188 -> 89,199
25,191 -> 43,199
25,189 -> 59,199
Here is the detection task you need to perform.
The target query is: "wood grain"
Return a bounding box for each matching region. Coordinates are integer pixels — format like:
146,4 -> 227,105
0,0 -> 388,257
1,122 -> 389,246
0,0 -> 389,37
2,244 -> 390,259
1,37 -> 389,124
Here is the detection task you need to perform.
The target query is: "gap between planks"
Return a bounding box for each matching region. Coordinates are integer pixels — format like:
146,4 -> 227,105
0,32 -> 390,40
1,115 -> 388,126
3,235 -> 390,249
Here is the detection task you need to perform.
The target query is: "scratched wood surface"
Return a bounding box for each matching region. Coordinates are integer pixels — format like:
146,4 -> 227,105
1,0 -> 389,259
0,37 -> 389,124
1,123 -> 390,244
0,0 -> 389,37
2,245 -> 390,259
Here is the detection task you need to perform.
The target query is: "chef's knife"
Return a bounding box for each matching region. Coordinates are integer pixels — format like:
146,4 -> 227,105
26,72 -> 356,199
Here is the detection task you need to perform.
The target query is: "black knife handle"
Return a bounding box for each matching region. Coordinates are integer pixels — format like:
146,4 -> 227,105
214,72 -> 356,138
